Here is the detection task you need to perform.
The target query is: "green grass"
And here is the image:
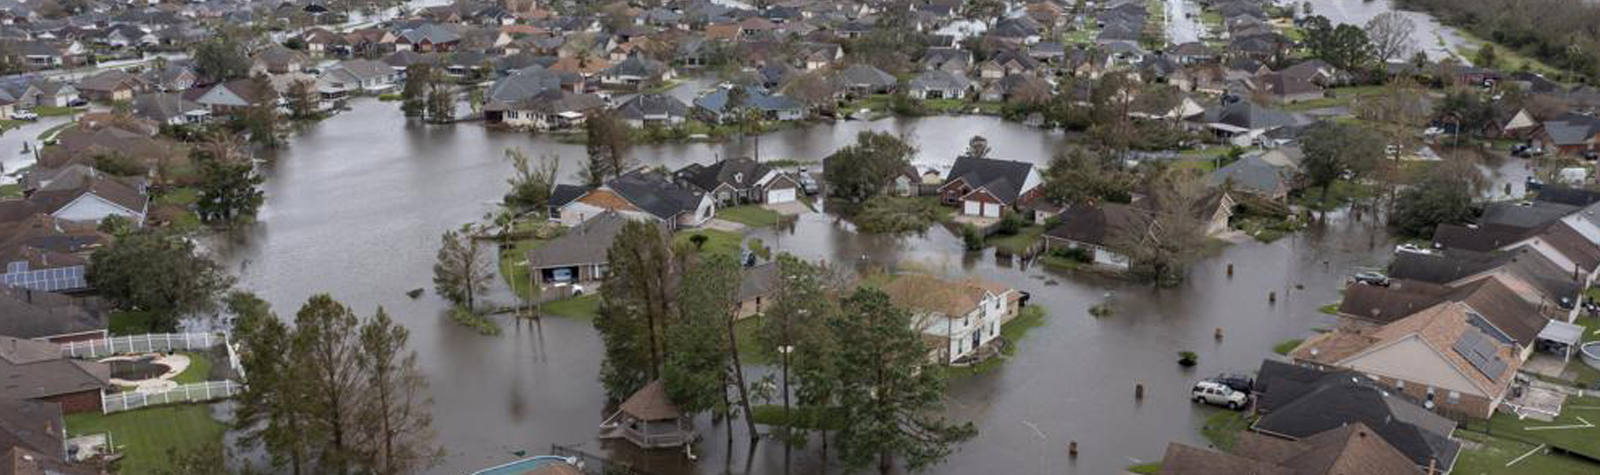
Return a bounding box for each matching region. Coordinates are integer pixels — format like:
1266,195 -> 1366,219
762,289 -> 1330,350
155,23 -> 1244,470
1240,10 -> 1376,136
1460,396 -> 1600,460
38,121 -> 74,141
1199,410 -> 1255,452
34,106 -> 80,117
66,404 -> 227,475
539,293 -> 601,320
989,225 -> 1046,255
716,205 -> 783,228
0,183 -> 20,199
1453,430 -> 1600,474
1293,180 -> 1379,212
750,404 -> 846,430
173,352 -> 213,384
497,231 -> 556,301
1280,85 -> 1391,112
155,187 -> 199,207
1040,254 -> 1085,271
1454,30 -> 1564,77
109,310 -> 159,335
673,229 -> 745,259
1272,339 -> 1304,356
730,316 -> 771,365
1127,462 -> 1162,474
1318,303 -> 1340,315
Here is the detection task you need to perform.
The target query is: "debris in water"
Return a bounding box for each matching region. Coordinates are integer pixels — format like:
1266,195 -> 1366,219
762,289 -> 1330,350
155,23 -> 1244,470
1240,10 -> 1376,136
406,288 -> 424,299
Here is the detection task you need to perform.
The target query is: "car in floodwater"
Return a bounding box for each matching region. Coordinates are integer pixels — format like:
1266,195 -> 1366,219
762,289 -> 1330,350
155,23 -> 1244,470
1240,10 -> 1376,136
1191,381 -> 1247,410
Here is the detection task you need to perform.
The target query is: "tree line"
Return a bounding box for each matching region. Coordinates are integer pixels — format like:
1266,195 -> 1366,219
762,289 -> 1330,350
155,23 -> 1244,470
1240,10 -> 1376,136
594,220 -> 976,474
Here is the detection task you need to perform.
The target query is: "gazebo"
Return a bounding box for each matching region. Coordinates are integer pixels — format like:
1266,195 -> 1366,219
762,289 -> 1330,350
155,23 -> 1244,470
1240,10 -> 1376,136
599,380 -> 693,449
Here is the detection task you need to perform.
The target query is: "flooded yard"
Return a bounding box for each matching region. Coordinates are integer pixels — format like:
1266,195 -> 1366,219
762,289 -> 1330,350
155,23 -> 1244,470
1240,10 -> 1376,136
211,98 -> 1398,474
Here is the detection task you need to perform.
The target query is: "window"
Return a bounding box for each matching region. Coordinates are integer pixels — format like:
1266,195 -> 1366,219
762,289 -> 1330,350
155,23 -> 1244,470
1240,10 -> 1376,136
1395,380 -> 1404,389
1448,391 -> 1460,404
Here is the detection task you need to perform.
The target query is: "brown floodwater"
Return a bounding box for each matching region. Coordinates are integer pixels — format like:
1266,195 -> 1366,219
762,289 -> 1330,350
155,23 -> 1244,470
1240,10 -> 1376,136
209,98 -> 1404,474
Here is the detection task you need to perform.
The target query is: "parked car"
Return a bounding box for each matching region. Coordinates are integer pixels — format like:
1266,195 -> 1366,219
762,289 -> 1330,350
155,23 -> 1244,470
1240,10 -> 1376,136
796,168 -> 819,195
1191,381 -> 1247,410
1511,144 -> 1545,157
1395,243 -> 1433,255
10,110 -> 37,121
1353,271 -> 1389,287
1206,373 -> 1255,395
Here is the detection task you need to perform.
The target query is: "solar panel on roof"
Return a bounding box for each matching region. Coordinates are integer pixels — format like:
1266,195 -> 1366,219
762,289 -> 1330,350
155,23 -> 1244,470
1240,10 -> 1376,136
0,265 -> 88,292
1466,312 -> 1516,345
1453,331 -> 1508,380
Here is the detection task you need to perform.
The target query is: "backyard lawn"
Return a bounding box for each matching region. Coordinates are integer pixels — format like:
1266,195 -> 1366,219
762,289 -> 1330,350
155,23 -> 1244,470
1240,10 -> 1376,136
0,183 -> 20,199
1453,430 -> 1600,474
716,205 -> 783,228
1461,396 -> 1600,460
66,404 -> 226,475
674,229 -> 745,259
1198,409 -> 1254,452
108,310 -> 158,335
988,225 -> 1046,255
174,352 -> 213,384
539,293 -> 601,320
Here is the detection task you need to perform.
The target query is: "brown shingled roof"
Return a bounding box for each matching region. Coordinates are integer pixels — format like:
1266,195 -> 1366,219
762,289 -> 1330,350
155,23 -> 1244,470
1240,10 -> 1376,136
618,380 -> 679,421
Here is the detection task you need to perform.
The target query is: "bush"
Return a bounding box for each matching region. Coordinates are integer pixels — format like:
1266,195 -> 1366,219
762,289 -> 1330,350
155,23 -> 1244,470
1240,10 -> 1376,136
378,93 -> 403,101
852,197 -> 943,234
1178,351 -> 1199,367
1051,247 -> 1093,263
997,213 -> 1025,236
962,224 -> 984,250
449,306 -> 502,336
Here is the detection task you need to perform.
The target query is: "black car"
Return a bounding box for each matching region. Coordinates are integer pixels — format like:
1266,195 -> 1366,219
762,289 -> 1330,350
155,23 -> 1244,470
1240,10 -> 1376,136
1206,373 -> 1254,395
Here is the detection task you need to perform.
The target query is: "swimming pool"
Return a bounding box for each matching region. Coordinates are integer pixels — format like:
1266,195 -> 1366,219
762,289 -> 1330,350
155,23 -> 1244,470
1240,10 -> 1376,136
469,455 -> 580,475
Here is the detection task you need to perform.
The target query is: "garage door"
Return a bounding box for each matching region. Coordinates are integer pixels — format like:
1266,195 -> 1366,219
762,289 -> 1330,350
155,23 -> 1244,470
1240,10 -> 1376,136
982,203 -> 1001,218
963,200 -> 981,215
766,187 -> 796,204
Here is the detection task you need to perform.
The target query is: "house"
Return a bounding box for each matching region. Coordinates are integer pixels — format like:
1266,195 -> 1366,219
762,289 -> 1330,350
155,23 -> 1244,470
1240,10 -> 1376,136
835,64 -> 897,97
23,174 -> 148,225
673,157 -> 799,205
938,156 -> 1044,217
1336,276 -> 1556,360
1043,203 -> 1151,269
1208,147 -> 1301,200
320,59 -> 402,94
250,44 -> 309,75
394,23 -> 461,52
1538,112 -> 1600,155
0,77 -> 76,109
600,55 -> 673,89
907,70 -> 971,100
734,262 -> 780,319
0,335 -> 110,413
131,92 -> 210,126
1290,302 -> 1523,419
1247,359 -> 1460,474
484,89 -> 607,130
1253,72 -> 1323,103
1388,248 -> 1583,321
1199,100 -> 1306,146
881,274 -> 1020,364
598,380 -> 692,449
693,86 -> 807,123
76,70 -> 144,102
0,399 -> 99,475
188,79 -> 278,115
613,93 -> 690,128
1160,423 -> 1423,475
525,211 -> 666,286
0,287 -> 104,343
558,169 -> 715,230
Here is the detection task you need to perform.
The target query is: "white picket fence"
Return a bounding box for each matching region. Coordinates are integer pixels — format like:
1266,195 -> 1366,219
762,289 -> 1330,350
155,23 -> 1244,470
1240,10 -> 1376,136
61,333 -> 224,358
102,381 -> 242,413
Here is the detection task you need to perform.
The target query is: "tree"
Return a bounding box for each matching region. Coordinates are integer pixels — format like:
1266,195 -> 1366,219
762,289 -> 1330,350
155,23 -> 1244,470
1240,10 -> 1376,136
293,295 -> 363,472
583,110 -> 632,185
1089,72 -> 1138,154
961,0 -> 1006,25
596,220 -> 676,400
663,254 -> 761,446
502,147 -> 559,213
87,231 -> 232,331
288,79 -> 320,121
822,131 -> 916,203
963,135 -> 991,159
356,307 -> 443,474
1300,120 -> 1384,204
1364,12 -> 1416,63
425,82 -> 454,124
231,292 -> 313,474
157,442 -> 233,475
240,75 -> 283,148
1391,160 -> 1483,236
1303,16 -> 1374,71
1474,44 -> 1498,69
1113,169 -> 1210,286
401,65 -> 430,117
759,255 -> 845,472
831,288 -> 976,474
1041,147 -> 1133,205
432,225 -> 492,311
193,36 -> 251,82
195,136 -> 265,225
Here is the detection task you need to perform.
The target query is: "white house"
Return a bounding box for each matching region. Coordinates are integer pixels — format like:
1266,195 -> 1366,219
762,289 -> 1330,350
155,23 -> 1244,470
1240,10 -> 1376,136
882,274 -> 1021,364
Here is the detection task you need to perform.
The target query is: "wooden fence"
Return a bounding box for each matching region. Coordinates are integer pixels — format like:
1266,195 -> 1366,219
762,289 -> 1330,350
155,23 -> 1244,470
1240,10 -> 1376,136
102,381 -> 242,413
61,333 -> 224,358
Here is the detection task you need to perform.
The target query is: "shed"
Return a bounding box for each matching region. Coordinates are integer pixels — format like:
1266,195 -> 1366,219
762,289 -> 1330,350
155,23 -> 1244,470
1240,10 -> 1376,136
598,380 -> 692,449
1537,320 -> 1584,362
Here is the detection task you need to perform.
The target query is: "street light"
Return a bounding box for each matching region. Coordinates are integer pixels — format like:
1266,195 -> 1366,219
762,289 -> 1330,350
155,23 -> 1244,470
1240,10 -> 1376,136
777,344 -> 796,475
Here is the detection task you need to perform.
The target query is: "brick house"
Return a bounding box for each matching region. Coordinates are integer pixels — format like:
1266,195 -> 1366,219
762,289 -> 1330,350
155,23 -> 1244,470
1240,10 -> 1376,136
0,335 -> 111,414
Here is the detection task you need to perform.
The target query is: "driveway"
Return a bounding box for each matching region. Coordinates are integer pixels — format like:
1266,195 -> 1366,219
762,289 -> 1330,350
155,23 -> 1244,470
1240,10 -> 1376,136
702,218 -> 747,232
763,200 -> 811,216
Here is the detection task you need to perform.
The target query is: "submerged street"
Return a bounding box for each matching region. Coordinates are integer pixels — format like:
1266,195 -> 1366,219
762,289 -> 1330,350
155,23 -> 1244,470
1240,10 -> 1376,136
209,98 -> 1399,474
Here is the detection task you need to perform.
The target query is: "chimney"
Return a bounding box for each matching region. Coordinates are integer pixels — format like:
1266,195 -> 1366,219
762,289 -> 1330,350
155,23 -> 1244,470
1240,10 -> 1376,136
1428,457 -> 1438,474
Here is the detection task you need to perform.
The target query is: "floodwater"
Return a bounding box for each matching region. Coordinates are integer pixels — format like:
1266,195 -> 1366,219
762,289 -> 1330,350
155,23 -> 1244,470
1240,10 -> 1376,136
1166,0 -> 1203,45
1291,0 -> 1474,63
208,97 -> 1401,474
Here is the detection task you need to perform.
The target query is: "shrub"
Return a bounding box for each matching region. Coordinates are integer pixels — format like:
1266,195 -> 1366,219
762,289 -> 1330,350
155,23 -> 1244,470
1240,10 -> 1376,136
997,212 -> 1025,236
378,93 -> 403,101
1052,247 -> 1092,263
852,197 -> 942,234
962,224 -> 985,250
449,306 -> 503,336
1178,351 -> 1199,367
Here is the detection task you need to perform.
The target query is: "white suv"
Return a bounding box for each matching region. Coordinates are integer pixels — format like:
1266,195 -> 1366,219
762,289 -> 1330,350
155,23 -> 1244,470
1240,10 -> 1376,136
1191,381 -> 1247,410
